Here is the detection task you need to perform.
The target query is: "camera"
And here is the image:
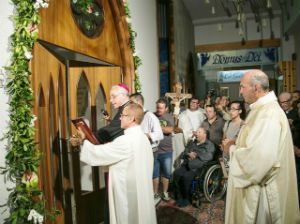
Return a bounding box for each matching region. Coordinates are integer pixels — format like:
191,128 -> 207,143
207,89 -> 215,97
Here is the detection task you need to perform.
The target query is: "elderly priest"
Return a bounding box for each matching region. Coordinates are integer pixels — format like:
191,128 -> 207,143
223,70 -> 300,224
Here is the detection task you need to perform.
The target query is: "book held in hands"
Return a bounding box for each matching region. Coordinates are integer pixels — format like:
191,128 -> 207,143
71,118 -> 100,145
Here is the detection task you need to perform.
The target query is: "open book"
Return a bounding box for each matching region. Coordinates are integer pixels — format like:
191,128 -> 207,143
71,118 -> 100,145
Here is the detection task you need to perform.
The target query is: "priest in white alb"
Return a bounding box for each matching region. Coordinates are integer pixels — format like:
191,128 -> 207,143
223,70 -> 299,224
75,102 -> 157,224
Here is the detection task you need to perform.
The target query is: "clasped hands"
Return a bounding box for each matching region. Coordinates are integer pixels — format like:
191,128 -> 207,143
187,151 -> 197,160
69,128 -> 86,147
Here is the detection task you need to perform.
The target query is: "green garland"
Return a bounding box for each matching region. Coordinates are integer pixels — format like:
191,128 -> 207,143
124,2 -> 142,92
1,0 -> 51,223
1,0 -> 141,223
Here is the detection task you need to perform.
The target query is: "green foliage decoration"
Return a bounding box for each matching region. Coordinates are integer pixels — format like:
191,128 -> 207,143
124,2 -> 142,93
0,0 -> 50,223
0,0 -> 142,223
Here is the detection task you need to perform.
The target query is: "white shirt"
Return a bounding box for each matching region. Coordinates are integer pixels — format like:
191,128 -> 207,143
178,109 -> 206,144
141,110 -> 163,149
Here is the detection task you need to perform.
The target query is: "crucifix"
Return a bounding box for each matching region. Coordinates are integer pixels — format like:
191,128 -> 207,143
165,82 -> 192,118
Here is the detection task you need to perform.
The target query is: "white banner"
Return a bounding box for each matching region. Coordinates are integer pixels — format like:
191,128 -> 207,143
197,47 -> 277,69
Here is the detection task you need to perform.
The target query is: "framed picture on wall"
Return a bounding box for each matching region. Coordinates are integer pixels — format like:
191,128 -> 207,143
220,87 -> 229,97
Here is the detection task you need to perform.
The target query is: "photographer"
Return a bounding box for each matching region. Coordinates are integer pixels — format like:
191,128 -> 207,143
204,89 -> 220,108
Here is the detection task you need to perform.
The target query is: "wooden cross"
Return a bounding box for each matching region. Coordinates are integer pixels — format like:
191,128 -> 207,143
165,82 -> 192,117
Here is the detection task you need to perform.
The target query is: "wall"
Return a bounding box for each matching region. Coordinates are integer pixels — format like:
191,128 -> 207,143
282,1 -> 300,89
173,0 -> 195,85
283,0 -> 300,34
293,32 -> 300,89
194,15 -> 295,61
128,0 -> 159,111
0,1 -> 14,222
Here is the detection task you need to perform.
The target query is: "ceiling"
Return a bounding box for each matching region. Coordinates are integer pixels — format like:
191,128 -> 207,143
182,0 -> 282,23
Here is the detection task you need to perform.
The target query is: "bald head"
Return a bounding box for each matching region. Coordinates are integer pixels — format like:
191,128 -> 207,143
110,85 -> 130,109
246,70 -> 269,91
240,70 -> 269,104
111,85 -> 129,96
195,127 -> 208,143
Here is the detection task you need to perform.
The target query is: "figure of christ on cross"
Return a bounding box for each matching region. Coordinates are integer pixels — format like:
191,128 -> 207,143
165,82 -> 192,118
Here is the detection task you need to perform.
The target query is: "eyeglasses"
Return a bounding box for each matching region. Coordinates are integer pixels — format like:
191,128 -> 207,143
279,99 -> 290,104
120,113 -> 130,118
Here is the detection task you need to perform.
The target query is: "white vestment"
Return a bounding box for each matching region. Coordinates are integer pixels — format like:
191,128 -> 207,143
178,109 -> 205,144
225,91 -> 300,224
80,125 -> 157,224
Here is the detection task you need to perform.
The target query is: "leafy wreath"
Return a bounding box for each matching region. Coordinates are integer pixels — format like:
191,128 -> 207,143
1,0 -> 141,223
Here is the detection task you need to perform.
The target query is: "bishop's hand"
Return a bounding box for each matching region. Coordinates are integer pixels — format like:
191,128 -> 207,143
70,135 -> 81,147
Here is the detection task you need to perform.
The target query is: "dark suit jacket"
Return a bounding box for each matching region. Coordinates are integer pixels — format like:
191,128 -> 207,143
96,101 -> 130,143
181,139 -> 216,170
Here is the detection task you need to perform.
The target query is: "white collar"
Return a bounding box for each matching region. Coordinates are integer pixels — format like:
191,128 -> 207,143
124,125 -> 140,134
249,91 -> 277,110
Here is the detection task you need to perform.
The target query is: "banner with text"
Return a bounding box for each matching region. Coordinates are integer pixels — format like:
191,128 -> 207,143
197,48 -> 277,70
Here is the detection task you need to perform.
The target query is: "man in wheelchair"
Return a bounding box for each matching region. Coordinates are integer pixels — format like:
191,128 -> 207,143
173,127 -> 215,207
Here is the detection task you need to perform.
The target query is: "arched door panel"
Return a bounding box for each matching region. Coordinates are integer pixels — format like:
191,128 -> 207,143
33,43 -> 71,224
69,66 -> 121,224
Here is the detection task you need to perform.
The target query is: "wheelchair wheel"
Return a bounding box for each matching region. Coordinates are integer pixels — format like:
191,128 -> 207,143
203,164 -> 227,202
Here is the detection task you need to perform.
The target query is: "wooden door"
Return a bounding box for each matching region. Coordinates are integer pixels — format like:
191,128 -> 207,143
33,42 -> 121,223
33,43 -> 72,224
69,66 -> 121,224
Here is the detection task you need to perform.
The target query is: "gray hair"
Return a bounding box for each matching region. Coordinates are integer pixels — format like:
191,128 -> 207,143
279,92 -> 292,100
111,85 -> 129,96
248,70 -> 269,91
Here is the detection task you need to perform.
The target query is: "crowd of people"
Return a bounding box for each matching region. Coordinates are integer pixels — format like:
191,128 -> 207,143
70,70 -> 300,224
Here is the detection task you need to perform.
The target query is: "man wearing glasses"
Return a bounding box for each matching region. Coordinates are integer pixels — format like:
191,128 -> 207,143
221,101 -> 245,169
278,92 -> 299,127
279,92 -> 300,206
75,102 -> 157,224
96,84 -> 131,143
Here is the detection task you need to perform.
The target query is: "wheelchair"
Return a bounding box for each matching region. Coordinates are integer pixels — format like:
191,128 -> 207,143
190,158 -> 227,207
